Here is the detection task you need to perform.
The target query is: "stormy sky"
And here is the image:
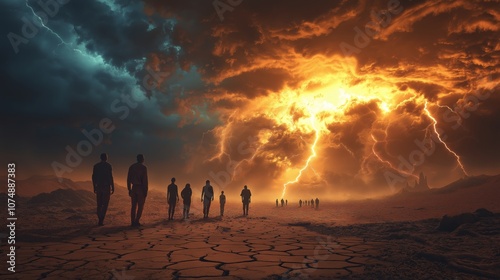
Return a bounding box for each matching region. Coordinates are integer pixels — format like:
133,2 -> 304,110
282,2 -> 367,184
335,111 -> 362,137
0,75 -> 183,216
1,0 -> 498,200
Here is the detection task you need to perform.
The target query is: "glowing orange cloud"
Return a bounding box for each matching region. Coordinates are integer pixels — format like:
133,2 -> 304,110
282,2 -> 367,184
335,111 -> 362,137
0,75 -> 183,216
198,51 -> 479,199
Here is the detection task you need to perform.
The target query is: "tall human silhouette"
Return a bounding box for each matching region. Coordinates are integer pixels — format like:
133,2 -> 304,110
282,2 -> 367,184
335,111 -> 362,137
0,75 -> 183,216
240,185 -> 252,216
181,183 -> 192,219
219,191 -> 226,216
167,177 -> 179,220
92,153 -> 114,226
201,180 -> 214,218
127,154 -> 148,227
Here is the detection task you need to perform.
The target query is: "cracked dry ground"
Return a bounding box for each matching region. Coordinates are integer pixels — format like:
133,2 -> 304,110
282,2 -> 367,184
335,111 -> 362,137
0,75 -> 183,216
6,217 -> 381,279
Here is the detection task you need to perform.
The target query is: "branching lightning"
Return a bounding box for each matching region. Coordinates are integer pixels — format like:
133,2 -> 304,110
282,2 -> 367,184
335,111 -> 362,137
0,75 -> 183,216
370,134 -> 419,180
26,0 -> 67,48
281,114 -> 320,199
424,101 -> 469,176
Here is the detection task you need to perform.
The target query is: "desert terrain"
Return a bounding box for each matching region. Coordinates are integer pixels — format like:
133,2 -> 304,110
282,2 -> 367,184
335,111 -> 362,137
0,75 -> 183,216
0,175 -> 499,279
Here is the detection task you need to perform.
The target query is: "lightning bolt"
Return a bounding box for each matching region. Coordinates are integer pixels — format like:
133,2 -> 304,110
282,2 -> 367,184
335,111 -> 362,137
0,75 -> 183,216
281,114 -> 320,199
26,0 -> 89,56
424,101 -> 469,176
26,0 -> 66,47
205,111 -> 238,162
370,134 -> 419,180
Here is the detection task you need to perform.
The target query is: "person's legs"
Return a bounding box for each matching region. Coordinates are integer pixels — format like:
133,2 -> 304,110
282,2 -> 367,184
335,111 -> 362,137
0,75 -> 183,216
130,190 -> 138,226
244,202 -> 249,216
96,190 -> 103,223
203,200 -> 211,218
100,189 -> 111,224
168,202 -> 172,219
135,187 -> 146,225
207,200 -> 211,217
203,200 -> 207,217
170,201 -> 176,219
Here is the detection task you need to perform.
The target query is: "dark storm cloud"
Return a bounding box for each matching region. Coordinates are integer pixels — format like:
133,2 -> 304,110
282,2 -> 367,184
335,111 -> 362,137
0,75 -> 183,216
0,0 -> 187,183
219,68 -> 291,98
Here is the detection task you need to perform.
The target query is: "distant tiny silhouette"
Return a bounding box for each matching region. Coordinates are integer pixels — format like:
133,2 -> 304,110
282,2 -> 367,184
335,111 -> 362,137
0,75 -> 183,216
240,185 -> 252,216
201,180 -> 214,218
127,154 -> 148,227
220,191 -> 226,216
285,199 -> 288,206
276,199 -> 279,207
315,197 -> 319,209
311,199 -> 314,208
92,153 -> 114,226
181,183 -> 192,219
167,177 -> 179,220
281,198 -> 284,207
299,199 -> 302,207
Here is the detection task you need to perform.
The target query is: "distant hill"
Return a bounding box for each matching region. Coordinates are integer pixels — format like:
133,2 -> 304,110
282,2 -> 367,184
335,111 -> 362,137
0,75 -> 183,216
0,176 -> 123,197
0,175 -> 87,197
28,189 -> 96,208
393,174 -> 500,198
431,174 -> 499,194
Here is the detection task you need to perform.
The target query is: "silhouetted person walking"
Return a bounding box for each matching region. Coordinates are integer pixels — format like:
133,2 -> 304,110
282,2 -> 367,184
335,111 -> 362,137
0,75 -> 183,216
299,199 -> 302,207
167,177 -> 179,220
276,199 -> 279,207
92,153 -> 114,226
281,198 -> 284,207
315,198 -> 319,209
311,199 -> 314,208
201,180 -> 214,218
127,154 -> 148,227
286,199 -> 288,206
181,183 -> 192,219
240,185 -> 251,216
219,191 -> 226,216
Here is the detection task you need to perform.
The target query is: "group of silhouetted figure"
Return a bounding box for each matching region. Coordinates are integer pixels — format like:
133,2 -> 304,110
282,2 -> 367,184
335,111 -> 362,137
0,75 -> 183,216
92,153 -> 252,227
300,198 -> 320,209
275,198 -> 320,209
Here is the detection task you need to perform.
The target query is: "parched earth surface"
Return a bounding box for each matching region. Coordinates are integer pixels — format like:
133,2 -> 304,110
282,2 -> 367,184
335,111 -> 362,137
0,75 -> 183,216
2,216 -> 381,279
1,195 -> 499,279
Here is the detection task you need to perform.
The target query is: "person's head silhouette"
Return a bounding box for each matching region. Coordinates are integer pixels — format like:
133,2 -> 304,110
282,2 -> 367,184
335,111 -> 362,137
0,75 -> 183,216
221,191 -> 224,194
100,153 -> 108,162
206,180 -> 210,185
186,183 -> 190,188
137,154 -> 144,163
244,185 -> 247,189
171,177 -> 176,183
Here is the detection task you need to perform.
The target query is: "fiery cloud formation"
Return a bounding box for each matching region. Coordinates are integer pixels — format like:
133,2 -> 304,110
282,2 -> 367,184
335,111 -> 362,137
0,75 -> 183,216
143,0 -> 499,200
